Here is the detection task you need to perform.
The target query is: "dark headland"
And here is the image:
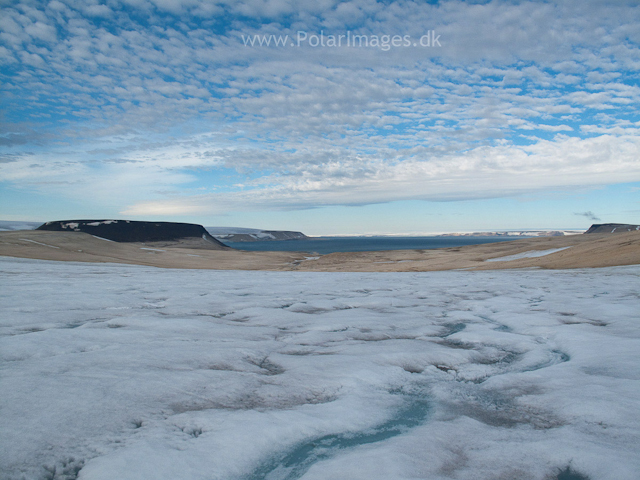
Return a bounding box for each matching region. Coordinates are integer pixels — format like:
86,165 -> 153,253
37,219 -> 229,249
585,223 -> 640,234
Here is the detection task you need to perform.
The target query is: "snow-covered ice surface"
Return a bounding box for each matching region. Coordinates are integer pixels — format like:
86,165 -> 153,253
1,258 -> 639,480
485,247 -> 571,262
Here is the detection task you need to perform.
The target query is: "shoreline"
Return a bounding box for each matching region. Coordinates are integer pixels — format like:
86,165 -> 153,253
1,230 -> 639,272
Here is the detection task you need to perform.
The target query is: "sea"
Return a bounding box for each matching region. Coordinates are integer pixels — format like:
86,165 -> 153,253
221,236 -> 527,255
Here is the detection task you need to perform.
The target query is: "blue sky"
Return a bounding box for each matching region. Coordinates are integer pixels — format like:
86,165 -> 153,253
1,0 -> 639,235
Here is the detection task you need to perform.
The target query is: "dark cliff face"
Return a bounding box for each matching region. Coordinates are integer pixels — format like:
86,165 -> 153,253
585,223 -> 640,234
37,220 -> 228,247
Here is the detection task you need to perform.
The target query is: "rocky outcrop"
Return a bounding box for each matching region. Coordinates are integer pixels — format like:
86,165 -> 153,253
37,220 -> 229,248
585,224 -> 640,234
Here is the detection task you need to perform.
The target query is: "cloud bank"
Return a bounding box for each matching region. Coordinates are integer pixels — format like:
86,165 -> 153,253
1,0 -> 639,216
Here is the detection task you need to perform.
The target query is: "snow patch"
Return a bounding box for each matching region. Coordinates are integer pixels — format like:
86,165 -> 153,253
254,232 -> 276,240
19,238 -> 60,248
485,247 -> 571,262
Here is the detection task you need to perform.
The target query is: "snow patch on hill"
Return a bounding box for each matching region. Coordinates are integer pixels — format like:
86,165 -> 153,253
486,247 -> 571,262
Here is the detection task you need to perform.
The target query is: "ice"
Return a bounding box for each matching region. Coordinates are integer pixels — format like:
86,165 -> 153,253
485,247 -> 571,262
255,233 -> 276,239
0,257 -> 639,480
19,238 -> 60,248
91,235 -> 114,242
86,221 -> 117,226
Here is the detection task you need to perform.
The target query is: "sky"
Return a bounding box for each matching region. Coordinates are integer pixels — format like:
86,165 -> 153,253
1,0 -> 639,235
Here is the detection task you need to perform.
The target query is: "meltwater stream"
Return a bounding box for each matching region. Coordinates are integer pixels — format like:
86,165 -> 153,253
245,392 -> 431,480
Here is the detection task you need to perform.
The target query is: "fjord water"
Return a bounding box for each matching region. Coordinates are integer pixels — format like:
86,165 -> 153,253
222,235 -> 524,254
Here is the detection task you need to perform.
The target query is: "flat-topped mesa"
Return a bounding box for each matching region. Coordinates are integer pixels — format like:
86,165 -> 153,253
37,220 -> 229,249
585,223 -> 640,234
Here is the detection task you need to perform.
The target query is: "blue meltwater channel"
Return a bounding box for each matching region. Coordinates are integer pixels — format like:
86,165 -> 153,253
245,391 -> 432,480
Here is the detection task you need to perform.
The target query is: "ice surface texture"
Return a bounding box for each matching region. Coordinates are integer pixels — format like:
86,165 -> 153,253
1,258 -> 639,480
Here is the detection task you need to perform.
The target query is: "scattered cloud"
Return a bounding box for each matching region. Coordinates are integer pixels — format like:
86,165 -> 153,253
574,211 -> 601,222
1,0 -> 639,217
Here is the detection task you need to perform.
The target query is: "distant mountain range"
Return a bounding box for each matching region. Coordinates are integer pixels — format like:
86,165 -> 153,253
0,221 -> 43,231
441,230 -> 582,237
0,220 -> 308,243
209,229 -> 308,242
4,220 -> 639,239
440,224 -> 640,236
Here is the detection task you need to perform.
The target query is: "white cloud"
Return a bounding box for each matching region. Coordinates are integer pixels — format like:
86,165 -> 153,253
120,133 -> 640,215
1,0 -> 639,216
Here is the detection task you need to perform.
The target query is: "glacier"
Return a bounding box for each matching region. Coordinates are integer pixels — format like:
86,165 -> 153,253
1,257 -> 639,480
